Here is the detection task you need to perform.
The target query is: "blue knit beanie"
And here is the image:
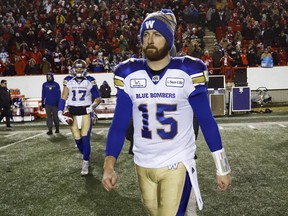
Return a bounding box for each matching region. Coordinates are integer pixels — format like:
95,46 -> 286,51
140,9 -> 177,50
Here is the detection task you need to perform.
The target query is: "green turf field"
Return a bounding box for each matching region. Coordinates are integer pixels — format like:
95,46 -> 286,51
0,111 -> 287,216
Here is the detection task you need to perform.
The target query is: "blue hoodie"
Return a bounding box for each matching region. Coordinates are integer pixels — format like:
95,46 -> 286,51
41,72 -> 61,106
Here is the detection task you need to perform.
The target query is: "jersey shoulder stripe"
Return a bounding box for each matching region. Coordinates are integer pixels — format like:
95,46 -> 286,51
86,75 -> 97,85
113,58 -> 146,89
63,75 -> 74,86
170,56 -> 208,86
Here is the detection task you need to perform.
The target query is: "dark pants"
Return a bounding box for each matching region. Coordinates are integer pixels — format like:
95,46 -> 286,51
0,108 -> 11,127
45,105 -> 59,131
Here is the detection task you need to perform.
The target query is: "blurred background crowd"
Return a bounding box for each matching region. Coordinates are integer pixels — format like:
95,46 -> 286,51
0,0 -> 287,76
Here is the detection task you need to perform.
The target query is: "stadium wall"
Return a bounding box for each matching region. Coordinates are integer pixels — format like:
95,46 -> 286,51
3,73 -> 115,99
2,66 -> 288,103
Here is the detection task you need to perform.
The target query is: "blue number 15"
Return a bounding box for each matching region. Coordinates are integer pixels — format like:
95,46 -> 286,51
138,104 -> 177,140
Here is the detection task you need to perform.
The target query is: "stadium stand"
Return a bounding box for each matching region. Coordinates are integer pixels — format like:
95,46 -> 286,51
0,0 -> 287,77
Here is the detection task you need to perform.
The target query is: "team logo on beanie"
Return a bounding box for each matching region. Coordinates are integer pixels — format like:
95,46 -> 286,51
140,9 -> 177,50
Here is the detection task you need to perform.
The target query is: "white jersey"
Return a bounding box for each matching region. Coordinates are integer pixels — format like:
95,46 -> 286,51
114,57 -> 208,168
64,76 -> 96,107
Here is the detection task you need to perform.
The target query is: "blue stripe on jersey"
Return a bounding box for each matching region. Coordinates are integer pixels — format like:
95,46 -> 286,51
176,171 -> 192,215
168,56 -> 207,76
86,76 -> 95,82
189,92 -> 223,152
106,89 -> 133,158
114,58 -> 146,78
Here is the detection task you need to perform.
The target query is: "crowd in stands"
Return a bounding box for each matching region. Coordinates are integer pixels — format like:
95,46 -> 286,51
0,0 -> 287,76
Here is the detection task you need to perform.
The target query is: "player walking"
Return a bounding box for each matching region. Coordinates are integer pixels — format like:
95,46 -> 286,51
102,9 -> 232,215
58,59 -> 101,175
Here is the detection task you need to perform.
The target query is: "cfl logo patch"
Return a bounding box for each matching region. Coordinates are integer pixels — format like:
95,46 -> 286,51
145,20 -> 155,29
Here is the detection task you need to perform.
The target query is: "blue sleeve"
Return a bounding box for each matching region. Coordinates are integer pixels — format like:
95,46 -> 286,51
189,91 -> 223,152
41,83 -> 45,104
58,98 -> 66,111
56,83 -> 61,104
91,84 -> 100,99
106,89 -> 132,158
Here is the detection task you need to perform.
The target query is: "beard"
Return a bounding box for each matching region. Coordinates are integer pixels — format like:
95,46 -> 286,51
143,43 -> 170,61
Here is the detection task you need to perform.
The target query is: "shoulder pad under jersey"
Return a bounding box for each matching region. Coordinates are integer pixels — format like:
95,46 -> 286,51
86,75 -> 97,85
63,75 -> 74,86
113,58 -> 146,89
182,56 -> 208,86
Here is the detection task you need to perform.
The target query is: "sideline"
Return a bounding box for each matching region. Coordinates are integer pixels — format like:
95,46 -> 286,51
0,132 -> 46,151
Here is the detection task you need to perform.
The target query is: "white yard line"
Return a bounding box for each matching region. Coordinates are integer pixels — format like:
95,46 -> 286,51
0,132 -> 46,150
5,132 -> 18,138
96,129 -> 105,134
248,125 -> 256,129
278,124 -> 286,128
217,121 -> 288,127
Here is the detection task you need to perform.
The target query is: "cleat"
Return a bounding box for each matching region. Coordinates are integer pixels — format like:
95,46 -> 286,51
81,160 -> 89,176
46,131 -> 53,135
55,129 -> 60,133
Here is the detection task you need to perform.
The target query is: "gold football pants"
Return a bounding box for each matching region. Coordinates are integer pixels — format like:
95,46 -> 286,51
135,162 -> 192,216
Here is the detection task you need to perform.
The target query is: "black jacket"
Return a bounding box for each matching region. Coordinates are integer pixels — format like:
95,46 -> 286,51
0,86 -> 12,109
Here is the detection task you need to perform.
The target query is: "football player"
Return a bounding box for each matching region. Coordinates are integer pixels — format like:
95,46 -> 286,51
58,59 -> 101,176
102,9 -> 232,215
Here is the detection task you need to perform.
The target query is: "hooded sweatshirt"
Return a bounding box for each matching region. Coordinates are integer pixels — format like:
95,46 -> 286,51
41,72 -> 61,106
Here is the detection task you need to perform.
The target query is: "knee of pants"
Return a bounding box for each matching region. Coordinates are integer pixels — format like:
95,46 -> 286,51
142,199 -> 158,216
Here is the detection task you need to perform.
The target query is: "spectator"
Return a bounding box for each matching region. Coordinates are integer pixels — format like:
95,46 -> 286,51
99,81 -> 111,98
40,57 -> 52,75
52,46 -> 63,74
30,46 -> 42,72
25,58 -> 39,75
0,80 -> 12,129
14,56 -> 26,76
0,60 -> 5,76
212,44 -> 223,70
260,48 -> 274,68
103,57 -> 111,72
247,48 -> 259,67
201,50 -> 213,74
0,48 -> 9,64
277,30 -> 288,48
233,31 -> 243,45
235,48 -> 249,67
3,59 -> 16,76
220,51 -> 234,80
277,49 -> 287,66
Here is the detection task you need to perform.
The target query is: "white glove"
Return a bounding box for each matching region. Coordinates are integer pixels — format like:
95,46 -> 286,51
86,105 -> 93,114
86,102 -> 99,114
58,110 -> 69,125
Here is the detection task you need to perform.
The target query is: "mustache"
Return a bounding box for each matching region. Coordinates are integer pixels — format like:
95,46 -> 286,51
146,45 -> 157,49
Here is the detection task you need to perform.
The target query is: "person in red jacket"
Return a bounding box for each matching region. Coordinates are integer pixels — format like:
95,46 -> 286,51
201,50 -> 213,74
220,51 -> 234,81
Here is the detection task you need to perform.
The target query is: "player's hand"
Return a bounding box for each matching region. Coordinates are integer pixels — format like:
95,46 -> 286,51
102,168 -> 117,192
86,105 -> 93,114
58,111 -> 69,125
216,174 -> 232,191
